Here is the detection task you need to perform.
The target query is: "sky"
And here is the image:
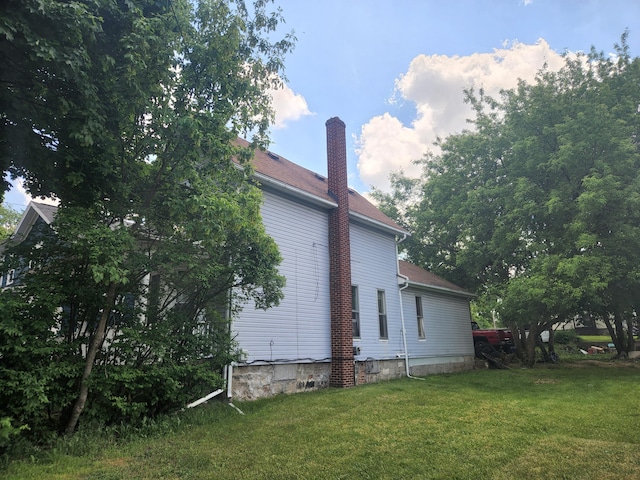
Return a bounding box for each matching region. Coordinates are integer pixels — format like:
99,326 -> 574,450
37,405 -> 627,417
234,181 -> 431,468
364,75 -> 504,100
4,0 -> 640,211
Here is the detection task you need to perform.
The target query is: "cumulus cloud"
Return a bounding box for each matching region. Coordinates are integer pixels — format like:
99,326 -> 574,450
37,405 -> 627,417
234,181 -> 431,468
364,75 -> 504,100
3,175 -> 58,211
269,83 -> 314,129
356,39 -> 566,192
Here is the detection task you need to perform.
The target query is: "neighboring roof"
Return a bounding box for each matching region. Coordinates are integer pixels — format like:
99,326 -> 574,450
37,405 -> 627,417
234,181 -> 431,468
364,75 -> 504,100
30,202 -> 57,224
399,260 -> 475,299
237,138 -> 407,235
10,201 -> 57,243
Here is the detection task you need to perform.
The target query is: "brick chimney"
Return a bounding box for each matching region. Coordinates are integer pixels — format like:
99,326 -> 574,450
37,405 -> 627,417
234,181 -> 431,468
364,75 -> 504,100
326,117 -> 354,388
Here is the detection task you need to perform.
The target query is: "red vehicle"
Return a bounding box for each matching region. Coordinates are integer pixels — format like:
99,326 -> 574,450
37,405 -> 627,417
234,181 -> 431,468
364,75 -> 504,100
471,321 -> 515,356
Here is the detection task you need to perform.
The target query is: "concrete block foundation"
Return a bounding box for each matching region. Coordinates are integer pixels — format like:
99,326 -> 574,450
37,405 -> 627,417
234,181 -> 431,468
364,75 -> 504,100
231,356 -> 475,400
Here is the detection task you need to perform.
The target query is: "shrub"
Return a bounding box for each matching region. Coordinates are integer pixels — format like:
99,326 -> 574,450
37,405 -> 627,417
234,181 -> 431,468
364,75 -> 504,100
554,329 -> 579,345
85,362 -> 224,426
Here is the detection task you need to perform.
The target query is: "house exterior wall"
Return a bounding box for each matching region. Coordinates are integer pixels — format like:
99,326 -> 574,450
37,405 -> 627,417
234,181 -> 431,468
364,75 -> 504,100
350,221 -> 404,361
232,188 -> 332,364
231,192 -> 414,399
401,286 -> 475,374
231,194 -> 475,399
1,216 -> 49,288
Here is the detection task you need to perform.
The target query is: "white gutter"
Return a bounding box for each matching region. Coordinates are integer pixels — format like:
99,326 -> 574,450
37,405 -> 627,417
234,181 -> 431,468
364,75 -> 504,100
225,364 -> 245,415
225,363 -> 233,398
350,211 -> 408,236
186,389 -> 224,408
253,172 -> 338,209
186,364 -> 244,414
251,167 -> 407,237
395,234 -> 425,381
404,280 -> 476,299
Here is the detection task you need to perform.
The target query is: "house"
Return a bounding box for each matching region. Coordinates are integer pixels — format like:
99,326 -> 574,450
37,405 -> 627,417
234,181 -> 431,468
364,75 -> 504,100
2,118 -> 476,401
230,118 -> 475,400
1,201 -> 57,288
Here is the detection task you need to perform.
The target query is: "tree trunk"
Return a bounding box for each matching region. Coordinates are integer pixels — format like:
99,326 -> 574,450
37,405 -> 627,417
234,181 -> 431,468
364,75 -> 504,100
614,312 -> 625,355
625,318 -> 635,355
602,315 -> 619,353
524,330 -> 537,367
64,282 -> 118,436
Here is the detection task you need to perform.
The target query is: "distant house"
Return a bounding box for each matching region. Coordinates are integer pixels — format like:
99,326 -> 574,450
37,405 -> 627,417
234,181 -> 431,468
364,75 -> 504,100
230,118 -> 475,400
1,201 -> 56,288
2,118 -> 476,401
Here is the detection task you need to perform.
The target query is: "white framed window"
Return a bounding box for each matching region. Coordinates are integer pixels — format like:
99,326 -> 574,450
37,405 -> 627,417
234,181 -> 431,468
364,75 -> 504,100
352,285 -> 360,338
416,296 -> 425,339
5,269 -> 15,286
377,289 -> 388,339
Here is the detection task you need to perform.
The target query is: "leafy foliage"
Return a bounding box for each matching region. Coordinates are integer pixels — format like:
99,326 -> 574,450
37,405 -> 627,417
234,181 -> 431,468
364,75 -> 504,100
0,204 -> 21,239
377,33 -> 640,365
0,0 -> 292,446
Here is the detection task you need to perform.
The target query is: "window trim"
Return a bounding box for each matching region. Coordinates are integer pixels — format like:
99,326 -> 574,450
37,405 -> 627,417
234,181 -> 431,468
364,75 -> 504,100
415,296 -> 425,339
352,285 -> 360,339
377,289 -> 388,340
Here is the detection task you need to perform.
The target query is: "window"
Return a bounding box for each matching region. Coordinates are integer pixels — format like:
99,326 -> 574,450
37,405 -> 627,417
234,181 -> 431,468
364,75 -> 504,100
5,269 -> 15,286
147,273 -> 161,322
416,296 -> 425,339
377,290 -> 388,339
352,285 -> 360,338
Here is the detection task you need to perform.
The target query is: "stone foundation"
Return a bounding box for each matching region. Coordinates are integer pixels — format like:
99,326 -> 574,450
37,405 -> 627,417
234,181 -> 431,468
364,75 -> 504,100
231,356 -> 475,400
409,356 -> 475,376
231,362 -> 331,400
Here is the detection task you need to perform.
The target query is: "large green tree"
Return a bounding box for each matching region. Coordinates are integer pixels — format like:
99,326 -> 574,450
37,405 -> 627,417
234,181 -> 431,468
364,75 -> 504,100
374,34 -> 640,365
0,204 -> 20,238
0,0 -> 292,441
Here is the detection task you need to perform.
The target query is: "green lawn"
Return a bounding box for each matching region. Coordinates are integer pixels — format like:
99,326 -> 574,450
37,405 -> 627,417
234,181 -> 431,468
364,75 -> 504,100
4,360 -> 640,479
577,335 -> 637,344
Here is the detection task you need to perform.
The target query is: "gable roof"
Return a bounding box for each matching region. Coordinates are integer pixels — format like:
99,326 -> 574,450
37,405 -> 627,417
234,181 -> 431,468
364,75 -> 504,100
10,201 -> 57,242
237,138 -> 407,235
399,260 -> 475,298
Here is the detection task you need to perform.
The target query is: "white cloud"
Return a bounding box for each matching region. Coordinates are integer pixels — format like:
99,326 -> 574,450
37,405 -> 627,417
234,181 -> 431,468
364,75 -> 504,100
269,83 -> 314,129
356,39 -> 566,192
4,175 -> 58,211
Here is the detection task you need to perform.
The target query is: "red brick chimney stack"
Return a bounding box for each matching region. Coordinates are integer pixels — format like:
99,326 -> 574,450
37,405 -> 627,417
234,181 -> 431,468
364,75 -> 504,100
326,117 -> 354,388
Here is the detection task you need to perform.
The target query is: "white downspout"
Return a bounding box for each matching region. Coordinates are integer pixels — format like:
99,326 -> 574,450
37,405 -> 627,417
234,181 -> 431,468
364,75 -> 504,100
225,363 -> 232,398
396,234 -> 425,381
226,363 -> 245,415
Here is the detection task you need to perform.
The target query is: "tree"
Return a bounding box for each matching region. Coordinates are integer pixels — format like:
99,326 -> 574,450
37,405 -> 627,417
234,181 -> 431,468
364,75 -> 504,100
376,33 -> 640,365
0,204 -> 21,238
0,0 -> 293,441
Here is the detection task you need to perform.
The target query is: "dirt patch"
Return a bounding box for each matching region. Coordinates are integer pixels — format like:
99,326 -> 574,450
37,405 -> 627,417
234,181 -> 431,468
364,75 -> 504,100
534,378 -> 559,384
563,359 -> 640,369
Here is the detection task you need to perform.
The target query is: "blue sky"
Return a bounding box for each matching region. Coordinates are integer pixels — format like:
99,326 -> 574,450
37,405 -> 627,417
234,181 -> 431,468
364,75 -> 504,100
4,0 -> 640,210
267,0 -> 640,192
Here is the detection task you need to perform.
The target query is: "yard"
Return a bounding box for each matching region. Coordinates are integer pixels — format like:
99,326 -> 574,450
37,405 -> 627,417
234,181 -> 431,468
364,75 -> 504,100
3,359 -> 640,479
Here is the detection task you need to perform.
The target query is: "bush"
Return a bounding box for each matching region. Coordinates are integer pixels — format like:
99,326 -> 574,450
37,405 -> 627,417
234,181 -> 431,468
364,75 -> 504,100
85,362 -> 224,426
554,330 -> 579,345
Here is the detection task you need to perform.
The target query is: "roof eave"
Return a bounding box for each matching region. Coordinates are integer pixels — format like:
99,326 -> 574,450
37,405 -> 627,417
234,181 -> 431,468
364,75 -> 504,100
349,210 -> 408,236
253,172 -> 338,209
406,280 -> 476,299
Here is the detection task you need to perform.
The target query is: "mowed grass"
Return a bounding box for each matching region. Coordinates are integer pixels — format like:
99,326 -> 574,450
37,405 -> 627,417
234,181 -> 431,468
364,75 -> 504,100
4,360 -> 640,480
577,335 -> 638,344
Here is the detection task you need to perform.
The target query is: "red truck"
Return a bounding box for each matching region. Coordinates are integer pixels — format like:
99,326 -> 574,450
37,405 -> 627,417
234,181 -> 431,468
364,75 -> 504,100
471,321 -> 515,357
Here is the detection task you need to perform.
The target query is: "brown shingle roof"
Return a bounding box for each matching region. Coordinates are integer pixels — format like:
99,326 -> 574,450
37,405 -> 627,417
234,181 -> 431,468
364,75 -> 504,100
237,138 -> 406,234
399,260 -> 475,298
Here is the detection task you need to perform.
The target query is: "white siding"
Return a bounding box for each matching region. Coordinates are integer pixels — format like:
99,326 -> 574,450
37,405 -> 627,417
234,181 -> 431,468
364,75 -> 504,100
232,189 -> 331,363
402,287 -> 474,361
350,222 -> 404,360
